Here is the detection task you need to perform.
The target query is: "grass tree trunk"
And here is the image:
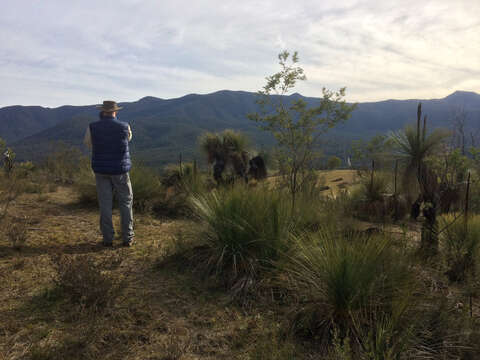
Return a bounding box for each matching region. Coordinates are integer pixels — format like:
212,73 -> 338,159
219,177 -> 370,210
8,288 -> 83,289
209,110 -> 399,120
419,168 -> 439,256
420,201 -> 439,256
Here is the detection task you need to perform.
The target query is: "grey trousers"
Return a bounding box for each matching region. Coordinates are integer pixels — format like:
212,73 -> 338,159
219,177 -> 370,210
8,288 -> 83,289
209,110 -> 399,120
95,172 -> 134,244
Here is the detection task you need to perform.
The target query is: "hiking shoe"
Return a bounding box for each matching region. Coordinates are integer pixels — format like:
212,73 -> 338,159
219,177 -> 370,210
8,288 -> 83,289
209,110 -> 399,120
102,242 -> 113,247
123,239 -> 135,247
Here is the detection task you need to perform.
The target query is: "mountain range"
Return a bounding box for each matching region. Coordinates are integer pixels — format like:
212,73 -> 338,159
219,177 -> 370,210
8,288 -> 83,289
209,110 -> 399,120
1,90 -> 480,168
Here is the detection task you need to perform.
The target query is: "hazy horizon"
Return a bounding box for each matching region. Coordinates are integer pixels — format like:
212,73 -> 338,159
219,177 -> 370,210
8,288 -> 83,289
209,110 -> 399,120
2,89 -> 479,109
1,0 -> 479,108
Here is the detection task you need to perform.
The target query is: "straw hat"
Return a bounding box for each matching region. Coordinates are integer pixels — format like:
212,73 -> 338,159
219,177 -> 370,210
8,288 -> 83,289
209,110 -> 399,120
97,100 -> 123,112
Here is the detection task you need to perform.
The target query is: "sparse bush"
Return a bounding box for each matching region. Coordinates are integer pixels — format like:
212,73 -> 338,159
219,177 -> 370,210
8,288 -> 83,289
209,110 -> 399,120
362,171 -> 391,203
74,167 -> 98,206
44,143 -> 86,184
155,162 -> 208,218
0,174 -> 22,226
6,216 -> 29,250
13,161 -> 35,180
350,172 -> 392,221
51,254 -> 124,313
190,185 -> 293,288
129,163 -> 164,212
292,177 -> 347,232
161,162 -> 196,188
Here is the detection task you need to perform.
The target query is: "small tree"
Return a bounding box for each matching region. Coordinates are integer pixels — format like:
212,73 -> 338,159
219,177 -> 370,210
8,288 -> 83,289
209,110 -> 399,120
327,155 -> 342,170
248,51 -> 356,209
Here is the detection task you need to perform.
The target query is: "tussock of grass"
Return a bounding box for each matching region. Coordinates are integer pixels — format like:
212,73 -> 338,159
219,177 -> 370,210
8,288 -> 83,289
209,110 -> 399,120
190,185 -> 293,288
441,214 -> 480,282
283,227 -> 415,349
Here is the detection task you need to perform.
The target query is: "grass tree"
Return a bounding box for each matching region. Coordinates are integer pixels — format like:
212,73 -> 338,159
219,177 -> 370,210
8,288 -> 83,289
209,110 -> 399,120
248,51 -> 355,210
199,130 -> 249,184
391,103 -> 449,255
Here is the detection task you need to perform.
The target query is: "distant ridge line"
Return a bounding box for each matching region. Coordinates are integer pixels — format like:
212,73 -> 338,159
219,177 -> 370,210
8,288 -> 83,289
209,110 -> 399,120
1,89 -> 479,110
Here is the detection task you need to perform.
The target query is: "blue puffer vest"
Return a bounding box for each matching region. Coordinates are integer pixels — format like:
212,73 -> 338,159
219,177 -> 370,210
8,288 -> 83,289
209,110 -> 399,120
90,115 -> 132,175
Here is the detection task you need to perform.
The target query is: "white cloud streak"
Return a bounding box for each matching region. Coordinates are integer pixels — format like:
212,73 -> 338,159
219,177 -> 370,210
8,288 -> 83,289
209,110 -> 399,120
0,0 -> 478,106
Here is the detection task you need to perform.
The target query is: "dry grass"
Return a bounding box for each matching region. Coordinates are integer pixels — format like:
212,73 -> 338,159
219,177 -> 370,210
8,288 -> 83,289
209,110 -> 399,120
266,169 -> 359,196
0,186 -> 298,360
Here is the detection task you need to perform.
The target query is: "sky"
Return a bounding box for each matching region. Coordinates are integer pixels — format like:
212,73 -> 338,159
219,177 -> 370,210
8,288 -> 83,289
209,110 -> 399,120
1,0 -> 479,107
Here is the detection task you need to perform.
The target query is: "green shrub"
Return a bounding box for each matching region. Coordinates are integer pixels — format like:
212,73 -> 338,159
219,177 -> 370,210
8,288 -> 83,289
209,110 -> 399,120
441,214 -> 480,282
129,163 -> 164,212
283,228 -> 414,347
190,185 -> 293,288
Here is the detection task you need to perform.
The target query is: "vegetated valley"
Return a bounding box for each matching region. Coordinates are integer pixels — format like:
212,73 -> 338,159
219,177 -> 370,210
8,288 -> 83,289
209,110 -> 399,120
3,89 -> 480,168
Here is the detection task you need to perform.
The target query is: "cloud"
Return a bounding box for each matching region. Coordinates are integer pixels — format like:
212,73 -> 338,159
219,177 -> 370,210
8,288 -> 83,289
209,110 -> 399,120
0,0 -> 479,107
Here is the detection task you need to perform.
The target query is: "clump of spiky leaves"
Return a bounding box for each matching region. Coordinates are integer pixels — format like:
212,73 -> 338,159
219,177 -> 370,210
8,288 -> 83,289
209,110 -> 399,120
199,129 -> 250,181
441,214 -> 480,282
391,105 -> 449,193
190,185 -> 293,289
283,228 -> 415,350
221,129 -> 249,155
200,132 -> 224,164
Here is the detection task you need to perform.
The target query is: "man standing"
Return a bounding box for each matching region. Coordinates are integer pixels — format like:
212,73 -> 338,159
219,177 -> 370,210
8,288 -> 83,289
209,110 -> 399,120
84,100 -> 135,247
